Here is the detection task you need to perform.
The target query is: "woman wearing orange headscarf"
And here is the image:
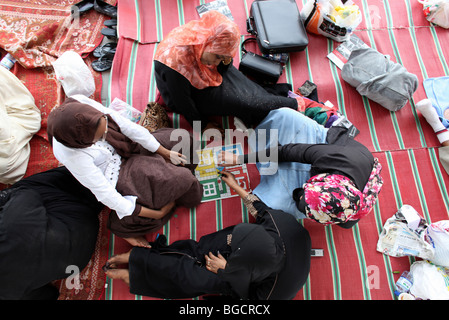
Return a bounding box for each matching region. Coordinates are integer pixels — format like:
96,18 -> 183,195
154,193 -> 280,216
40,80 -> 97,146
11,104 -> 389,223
154,11 -> 335,133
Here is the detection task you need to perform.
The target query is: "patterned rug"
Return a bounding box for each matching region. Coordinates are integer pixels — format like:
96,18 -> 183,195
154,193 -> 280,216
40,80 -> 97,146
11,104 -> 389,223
0,0 -> 110,68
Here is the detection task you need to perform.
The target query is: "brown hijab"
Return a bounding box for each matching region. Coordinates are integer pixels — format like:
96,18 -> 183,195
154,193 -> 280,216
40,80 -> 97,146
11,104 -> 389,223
47,98 -> 141,158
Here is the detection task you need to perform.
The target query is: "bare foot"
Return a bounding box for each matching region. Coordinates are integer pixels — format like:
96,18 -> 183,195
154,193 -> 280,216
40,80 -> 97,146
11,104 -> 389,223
123,236 -> 151,248
106,250 -> 132,269
105,269 -> 130,286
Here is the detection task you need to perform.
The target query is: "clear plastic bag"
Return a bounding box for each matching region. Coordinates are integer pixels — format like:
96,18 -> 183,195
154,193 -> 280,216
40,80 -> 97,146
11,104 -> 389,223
109,98 -> 142,123
425,220 -> 449,267
419,0 -> 449,29
300,0 -> 362,42
410,261 -> 449,300
52,51 -> 95,97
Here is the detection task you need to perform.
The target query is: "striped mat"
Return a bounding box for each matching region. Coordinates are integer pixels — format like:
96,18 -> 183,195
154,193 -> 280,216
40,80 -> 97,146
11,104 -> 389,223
104,0 -> 449,300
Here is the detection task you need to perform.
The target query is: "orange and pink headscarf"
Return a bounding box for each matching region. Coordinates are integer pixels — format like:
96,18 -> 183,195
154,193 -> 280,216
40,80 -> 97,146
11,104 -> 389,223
154,11 -> 241,89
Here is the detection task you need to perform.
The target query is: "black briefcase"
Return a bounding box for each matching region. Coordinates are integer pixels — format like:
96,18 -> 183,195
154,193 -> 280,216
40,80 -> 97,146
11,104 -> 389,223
247,0 -> 309,54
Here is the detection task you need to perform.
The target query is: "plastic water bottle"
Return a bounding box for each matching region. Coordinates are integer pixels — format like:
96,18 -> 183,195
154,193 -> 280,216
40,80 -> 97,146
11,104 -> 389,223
394,271 -> 413,296
0,53 -> 16,70
262,52 -> 289,64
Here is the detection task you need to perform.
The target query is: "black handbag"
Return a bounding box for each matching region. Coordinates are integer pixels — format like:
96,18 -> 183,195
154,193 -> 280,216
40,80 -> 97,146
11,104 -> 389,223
238,38 -> 283,85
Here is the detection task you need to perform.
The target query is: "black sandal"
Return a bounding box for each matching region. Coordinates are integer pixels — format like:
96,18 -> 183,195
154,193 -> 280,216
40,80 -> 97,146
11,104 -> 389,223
71,0 -> 95,17
104,19 -> 117,27
93,42 -> 117,58
94,0 -> 117,18
92,51 -> 115,72
101,26 -> 117,39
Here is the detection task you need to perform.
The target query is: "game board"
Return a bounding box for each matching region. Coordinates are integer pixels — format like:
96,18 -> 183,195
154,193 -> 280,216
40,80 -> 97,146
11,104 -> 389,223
195,143 -> 251,202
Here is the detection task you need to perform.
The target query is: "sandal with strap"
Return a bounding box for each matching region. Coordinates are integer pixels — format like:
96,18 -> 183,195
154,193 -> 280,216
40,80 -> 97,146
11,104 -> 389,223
92,51 -> 115,72
93,42 -> 117,58
101,26 -> 117,40
104,19 -> 117,27
94,0 -> 117,18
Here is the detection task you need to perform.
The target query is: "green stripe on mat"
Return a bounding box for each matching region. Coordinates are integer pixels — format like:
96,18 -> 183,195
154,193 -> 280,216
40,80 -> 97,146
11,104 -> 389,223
126,41 -> 139,106
325,226 -> 341,300
149,44 -> 158,101
385,151 -> 402,209
372,203 -> 396,299
106,233 -> 115,299
384,0 -> 427,149
407,149 -> 432,222
133,0 -> 141,43
430,27 -> 449,76
215,200 -> 223,232
362,96 -> 381,152
428,148 -> 449,218
300,220 -> 311,300
381,0 -> 407,150
405,0 -> 428,80
327,40 -> 346,117
177,0 -> 185,25
352,224 -> 371,299
360,0 -> 377,46
385,151 -> 418,297
190,207 -> 197,240
357,0 -> 382,152
404,0 -> 430,149
154,0 -> 162,42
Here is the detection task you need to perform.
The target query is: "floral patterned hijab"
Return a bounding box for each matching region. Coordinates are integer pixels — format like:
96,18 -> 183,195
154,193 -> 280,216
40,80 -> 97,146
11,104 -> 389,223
154,10 -> 241,89
303,158 -> 383,225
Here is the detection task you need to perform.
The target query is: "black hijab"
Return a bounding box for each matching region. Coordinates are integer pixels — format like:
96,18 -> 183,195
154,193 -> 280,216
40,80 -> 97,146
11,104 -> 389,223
218,223 -> 285,299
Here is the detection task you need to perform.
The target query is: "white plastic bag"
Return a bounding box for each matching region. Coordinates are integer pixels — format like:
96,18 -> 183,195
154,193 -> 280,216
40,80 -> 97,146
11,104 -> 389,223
418,0 -> 449,28
52,51 -> 95,97
300,0 -> 362,42
425,220 -> 449,267
410,261 -> 449,300
377,205 -> 435,260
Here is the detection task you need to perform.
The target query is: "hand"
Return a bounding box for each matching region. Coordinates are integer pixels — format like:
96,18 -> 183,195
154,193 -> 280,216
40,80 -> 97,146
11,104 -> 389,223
157,146 -> 187,166
205,251 -> 227,274
167,150 -> 187,166
161,201 -> 176,216
138,201 -> 175,219
218,151 -> 239,167
220,171 -> 239,189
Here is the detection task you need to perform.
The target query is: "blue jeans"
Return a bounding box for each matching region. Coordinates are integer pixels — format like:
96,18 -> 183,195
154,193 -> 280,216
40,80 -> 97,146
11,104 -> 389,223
249,108 -> 328,219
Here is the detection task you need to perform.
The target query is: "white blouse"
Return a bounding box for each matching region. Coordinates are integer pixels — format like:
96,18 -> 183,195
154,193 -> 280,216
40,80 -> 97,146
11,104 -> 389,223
51,95 -> 161,219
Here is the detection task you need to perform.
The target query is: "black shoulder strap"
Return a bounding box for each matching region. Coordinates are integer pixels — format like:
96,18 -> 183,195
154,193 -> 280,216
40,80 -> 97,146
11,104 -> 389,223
241,37 -> 257,54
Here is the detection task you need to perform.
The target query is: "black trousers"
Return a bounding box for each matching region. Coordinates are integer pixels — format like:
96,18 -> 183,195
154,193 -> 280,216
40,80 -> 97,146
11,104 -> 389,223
129,226 -> 234,299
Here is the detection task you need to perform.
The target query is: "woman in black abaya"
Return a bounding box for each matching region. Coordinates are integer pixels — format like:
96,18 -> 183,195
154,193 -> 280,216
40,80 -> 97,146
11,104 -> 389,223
0,167 -> 103,300
104,171 -> 312,300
